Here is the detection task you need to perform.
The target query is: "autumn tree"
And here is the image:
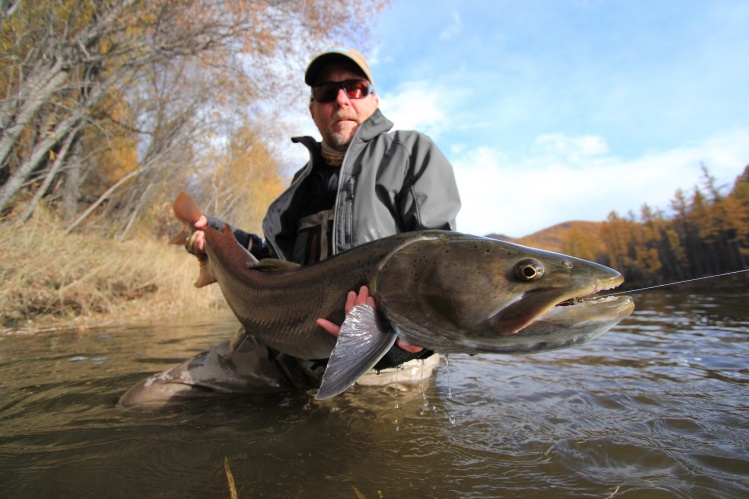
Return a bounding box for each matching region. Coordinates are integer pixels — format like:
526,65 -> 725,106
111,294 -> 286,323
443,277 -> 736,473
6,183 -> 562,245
199,122 -> 286,235
561,226 -> 602,263
731,165 -> 749,244
669,188 -> 693,275
599,211 -> 636,274
600,165 -> 748,287
1,0 -> 387,238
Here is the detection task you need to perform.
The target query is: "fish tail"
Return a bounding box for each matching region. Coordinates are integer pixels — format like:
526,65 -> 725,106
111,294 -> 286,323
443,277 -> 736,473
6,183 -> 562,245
192,223 -> 239,288
173,191 -> 203,225
171,192 -> 217,287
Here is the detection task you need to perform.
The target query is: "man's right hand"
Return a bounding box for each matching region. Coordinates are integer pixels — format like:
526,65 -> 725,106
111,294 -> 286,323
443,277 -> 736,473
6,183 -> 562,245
185,215 -> 208,255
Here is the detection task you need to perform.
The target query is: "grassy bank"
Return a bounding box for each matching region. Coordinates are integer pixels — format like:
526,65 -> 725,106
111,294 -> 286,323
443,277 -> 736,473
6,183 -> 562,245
0,214 -> 224,334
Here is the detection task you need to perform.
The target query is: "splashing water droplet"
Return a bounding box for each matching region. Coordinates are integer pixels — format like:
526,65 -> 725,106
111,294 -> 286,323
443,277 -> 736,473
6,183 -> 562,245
444,354 -> 453,400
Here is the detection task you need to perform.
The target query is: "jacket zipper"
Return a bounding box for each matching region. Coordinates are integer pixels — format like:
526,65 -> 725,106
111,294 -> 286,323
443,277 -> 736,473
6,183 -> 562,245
332,126 -> 363,253
344,177 -> 356,246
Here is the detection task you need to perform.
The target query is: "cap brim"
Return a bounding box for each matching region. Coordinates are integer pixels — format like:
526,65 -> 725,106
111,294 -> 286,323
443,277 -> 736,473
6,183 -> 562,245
305,50 -> 374,86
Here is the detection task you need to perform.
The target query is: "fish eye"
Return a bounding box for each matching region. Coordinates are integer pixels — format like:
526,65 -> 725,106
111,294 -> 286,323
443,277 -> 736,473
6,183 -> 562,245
514,259 -> 544,281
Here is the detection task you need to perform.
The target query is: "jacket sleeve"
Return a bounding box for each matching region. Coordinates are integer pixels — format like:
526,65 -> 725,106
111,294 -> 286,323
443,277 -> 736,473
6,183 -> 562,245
398,133 -> 461,231
205,216 -> 272,260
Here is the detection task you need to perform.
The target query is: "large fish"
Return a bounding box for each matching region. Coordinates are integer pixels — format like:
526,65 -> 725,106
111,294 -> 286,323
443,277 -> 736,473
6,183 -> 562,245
173,192 -> 634,399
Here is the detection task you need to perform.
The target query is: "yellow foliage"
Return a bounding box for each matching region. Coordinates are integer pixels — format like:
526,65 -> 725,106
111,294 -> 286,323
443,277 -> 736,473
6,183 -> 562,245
561,227 -> 602,262
207,124 -> 287,234
82,88 -> 140,197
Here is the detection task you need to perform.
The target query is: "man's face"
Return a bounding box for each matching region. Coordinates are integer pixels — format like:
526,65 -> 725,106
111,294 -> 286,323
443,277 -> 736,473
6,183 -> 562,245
309,63 -> 379,151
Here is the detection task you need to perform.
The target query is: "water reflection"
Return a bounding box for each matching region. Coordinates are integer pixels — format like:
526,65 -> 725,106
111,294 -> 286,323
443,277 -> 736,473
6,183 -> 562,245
1,291 -> 748,497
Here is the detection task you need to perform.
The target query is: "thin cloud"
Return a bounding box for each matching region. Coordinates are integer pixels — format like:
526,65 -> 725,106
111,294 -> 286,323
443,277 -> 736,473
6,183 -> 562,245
453,128 -> 749,238
532,133 -> 611,163
439,11 -> 463,40
379,81 -> 455,138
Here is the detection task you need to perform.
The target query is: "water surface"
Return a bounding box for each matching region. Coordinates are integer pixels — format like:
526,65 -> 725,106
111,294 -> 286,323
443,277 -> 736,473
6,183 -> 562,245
1,291 -> 748,498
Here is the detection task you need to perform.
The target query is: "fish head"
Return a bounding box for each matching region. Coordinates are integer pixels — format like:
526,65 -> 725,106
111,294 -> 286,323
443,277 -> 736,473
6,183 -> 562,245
375,231 -> 632,353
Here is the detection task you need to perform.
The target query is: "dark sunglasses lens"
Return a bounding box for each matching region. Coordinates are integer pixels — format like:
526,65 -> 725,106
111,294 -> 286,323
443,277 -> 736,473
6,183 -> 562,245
313,80 -> 370,102
313,85 -> 339,103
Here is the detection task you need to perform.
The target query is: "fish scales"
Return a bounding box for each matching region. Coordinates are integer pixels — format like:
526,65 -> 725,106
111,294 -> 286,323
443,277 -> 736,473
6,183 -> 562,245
200,222 -> 420,359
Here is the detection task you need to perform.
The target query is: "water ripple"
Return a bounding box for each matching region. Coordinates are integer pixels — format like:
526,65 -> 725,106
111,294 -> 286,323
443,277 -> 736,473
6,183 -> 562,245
1,295 -> 749,497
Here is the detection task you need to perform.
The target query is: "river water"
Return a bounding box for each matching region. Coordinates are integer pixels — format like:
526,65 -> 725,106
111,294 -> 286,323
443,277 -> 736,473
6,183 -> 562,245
1,290 -> 748,498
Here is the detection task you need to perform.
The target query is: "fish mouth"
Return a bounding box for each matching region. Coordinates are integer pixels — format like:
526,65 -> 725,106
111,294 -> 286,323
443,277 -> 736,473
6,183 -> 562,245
475,293 -> 634,354
555,293 -> 625,307
521,288 -> 634,350
540,274 -> 630,325
554,274 -> 625,308
481,272 -> 632,354
490,273 -> 625,336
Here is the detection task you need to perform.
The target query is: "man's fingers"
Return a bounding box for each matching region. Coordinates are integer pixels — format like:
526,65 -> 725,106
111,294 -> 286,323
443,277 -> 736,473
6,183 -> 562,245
189,231 -> 205,253
195,231 -> 205,252
354,286 -> 370,305
396,338 -> 424,354
186,231 -> 206,254
345,286 -> 373,312
344,290 -> 357,315
189,216 -> 208,253
316,318 -> 341,337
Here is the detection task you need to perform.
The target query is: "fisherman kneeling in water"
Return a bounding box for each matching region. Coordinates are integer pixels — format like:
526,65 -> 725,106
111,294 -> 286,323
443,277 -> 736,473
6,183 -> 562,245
119,47 -> 460,406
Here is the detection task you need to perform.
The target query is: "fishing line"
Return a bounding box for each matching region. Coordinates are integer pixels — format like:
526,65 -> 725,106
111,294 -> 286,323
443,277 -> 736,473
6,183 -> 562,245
607,269 -> 749,296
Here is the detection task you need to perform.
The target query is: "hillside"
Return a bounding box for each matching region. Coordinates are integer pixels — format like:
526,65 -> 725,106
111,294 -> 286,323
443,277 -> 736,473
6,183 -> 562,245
486,220 -> 605,253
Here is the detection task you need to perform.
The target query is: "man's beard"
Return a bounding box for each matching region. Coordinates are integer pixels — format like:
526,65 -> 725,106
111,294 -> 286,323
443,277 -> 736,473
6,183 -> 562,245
327,129 -> 353,149
325,113 -> 358,150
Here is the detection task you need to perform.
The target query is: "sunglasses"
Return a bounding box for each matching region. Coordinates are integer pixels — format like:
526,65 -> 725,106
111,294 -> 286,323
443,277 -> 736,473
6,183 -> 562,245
311,79 -> 373,103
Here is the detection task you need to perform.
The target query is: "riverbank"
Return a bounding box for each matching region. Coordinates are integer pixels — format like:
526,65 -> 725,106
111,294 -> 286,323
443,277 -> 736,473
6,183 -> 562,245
5,214 -> 746,335
0,216 -> 224,335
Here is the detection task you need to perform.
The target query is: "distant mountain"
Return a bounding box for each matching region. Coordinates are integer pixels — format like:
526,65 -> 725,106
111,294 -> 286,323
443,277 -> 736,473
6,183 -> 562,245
486,220 -> 605,253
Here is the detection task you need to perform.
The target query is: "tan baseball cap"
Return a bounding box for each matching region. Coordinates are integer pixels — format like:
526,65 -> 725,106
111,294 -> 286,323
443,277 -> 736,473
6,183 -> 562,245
305,47 -> 374,87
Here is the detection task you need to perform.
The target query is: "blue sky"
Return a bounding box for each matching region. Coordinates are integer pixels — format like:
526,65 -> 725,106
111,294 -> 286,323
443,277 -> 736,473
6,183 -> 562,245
291,0 -> 749,238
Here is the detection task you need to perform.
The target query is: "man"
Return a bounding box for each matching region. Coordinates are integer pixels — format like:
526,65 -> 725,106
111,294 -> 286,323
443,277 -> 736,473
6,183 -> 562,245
119,47 -> 461,406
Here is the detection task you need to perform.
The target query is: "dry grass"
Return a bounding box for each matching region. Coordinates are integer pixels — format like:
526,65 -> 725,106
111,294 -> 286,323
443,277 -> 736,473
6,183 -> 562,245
0,210 -> 224,333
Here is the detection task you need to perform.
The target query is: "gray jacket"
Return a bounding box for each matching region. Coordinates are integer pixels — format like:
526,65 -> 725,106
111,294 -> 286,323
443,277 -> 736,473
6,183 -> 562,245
262,108 -> 461,260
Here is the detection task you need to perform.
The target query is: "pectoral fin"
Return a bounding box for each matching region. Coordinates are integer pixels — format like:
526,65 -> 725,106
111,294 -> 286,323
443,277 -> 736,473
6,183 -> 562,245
228,326 -> 249,353
315,304 -> 397,400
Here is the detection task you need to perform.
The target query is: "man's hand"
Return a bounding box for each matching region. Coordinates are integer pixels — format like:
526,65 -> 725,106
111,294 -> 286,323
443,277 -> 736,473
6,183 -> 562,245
316,286 -> 424,354
185,215 -> 208,255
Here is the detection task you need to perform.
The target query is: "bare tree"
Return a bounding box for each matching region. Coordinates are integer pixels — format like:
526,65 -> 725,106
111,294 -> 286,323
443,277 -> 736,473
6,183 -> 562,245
1,0 -> 386,229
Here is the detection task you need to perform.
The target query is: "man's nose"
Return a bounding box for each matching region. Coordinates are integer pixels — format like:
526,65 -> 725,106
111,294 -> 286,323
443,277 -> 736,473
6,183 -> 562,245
334,88 -> 351,106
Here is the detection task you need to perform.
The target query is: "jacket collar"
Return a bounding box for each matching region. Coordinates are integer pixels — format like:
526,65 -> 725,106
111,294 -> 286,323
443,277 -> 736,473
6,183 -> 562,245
357,108 -> 394,141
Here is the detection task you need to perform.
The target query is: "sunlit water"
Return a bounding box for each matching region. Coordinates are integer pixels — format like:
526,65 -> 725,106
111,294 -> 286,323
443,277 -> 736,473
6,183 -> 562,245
1,291 -> 748,498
